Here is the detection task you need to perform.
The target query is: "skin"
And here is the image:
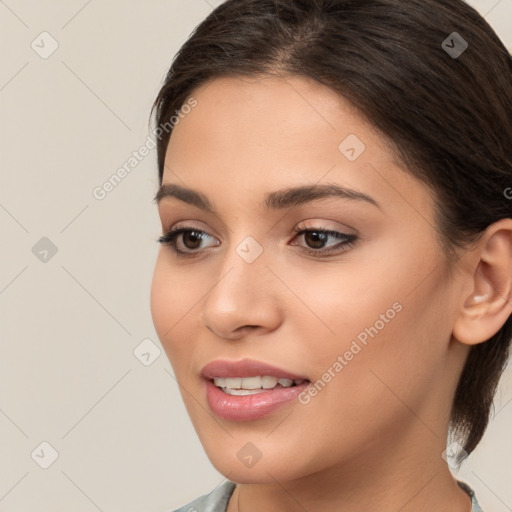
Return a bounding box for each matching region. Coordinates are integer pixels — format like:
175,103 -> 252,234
150,74 -> 512,512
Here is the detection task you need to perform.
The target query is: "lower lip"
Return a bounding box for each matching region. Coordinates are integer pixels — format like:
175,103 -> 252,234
204,379 -> 310,421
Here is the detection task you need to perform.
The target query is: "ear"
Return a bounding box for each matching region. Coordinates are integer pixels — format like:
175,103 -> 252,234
452,218 -> 512,346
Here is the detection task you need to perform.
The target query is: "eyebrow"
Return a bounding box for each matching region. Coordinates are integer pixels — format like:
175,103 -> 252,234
153,182 -> 381,212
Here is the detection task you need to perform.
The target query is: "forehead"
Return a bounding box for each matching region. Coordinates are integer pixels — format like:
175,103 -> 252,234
162,74 -> 434,222
168,74 -> 379,154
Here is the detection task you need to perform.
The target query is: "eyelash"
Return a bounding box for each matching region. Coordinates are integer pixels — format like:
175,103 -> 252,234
157,223 -> 358,259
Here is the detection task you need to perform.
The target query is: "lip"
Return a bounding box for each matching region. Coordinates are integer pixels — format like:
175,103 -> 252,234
201,359 -> 311,421
201,358 -> 309,380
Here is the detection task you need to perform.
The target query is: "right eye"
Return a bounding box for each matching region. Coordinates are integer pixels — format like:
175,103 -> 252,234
157,225 -> 220,256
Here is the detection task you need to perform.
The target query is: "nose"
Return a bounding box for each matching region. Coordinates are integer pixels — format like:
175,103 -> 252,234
200,242 -> 283,340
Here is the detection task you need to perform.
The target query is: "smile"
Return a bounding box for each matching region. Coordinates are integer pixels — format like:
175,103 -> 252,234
212,376 -> 308,395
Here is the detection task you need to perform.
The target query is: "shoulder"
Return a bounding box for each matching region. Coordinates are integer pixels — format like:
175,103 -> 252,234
457,480 -> 485,512
168,480 -> 236,512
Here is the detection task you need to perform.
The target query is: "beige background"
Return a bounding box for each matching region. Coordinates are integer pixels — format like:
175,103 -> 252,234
0,1 -> 511,511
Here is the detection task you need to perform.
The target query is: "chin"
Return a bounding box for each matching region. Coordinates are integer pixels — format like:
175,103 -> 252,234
201,437 -> 309,483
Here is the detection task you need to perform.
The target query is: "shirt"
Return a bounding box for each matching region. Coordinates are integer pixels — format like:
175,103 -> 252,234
170,479 -> 484,512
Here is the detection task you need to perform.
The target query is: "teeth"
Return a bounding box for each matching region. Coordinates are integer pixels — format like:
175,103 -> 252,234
225,377 -> 242,388
213,377 -> 226,388
213,376 -> 306,391
262,376 -> 278,389
223,388 -> 268,396
224,376 -> 262,389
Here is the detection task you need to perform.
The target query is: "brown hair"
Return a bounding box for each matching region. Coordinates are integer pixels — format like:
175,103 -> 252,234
151,0 -> 512,458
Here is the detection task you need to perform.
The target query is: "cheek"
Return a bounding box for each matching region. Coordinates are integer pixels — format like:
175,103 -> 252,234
150,256 -> 171,341
282,254 -> 406,354
314,272 -> 453,436
287,244 -> 450,408
150,255 -> 196,362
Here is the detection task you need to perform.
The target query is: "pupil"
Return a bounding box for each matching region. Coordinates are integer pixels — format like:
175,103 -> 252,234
306,231 -> 326,249
184,231 -> 202,249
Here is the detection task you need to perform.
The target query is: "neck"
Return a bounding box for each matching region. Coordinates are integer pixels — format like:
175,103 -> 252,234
228,427 -> 472,512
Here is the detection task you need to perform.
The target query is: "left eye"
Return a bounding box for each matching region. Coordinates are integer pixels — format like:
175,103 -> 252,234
290,227 -> 358,256
157,225 -> 358,258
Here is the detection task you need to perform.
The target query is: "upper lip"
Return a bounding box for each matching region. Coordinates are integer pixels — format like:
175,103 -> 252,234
201,358 -> 309,381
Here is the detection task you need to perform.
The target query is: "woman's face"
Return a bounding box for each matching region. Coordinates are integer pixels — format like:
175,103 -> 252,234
151,75 -> 468,483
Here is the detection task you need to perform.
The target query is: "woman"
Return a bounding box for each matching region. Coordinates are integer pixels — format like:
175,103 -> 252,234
150,0 -> 512,510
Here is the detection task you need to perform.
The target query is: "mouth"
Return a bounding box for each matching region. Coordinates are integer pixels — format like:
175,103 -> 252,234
211,376 -> 310,395
201,358 -> 311,420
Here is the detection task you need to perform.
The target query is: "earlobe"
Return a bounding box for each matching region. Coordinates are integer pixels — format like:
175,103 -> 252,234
452,218 -> 512,346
